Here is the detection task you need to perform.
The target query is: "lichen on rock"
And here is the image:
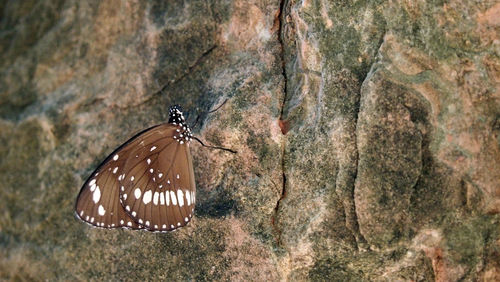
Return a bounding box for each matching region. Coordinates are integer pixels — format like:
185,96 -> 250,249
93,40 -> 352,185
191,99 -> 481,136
0,0 -> 498,281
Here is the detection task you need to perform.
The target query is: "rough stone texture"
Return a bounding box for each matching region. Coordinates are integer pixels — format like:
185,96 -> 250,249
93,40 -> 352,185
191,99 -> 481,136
0,0 -> 499,281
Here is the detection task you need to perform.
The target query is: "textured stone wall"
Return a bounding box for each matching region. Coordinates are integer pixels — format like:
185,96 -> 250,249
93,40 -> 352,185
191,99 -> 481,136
0,0 -> 498,281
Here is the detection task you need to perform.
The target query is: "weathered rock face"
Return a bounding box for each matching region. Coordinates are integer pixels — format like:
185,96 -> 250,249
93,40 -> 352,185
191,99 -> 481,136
0,0 -> 498,281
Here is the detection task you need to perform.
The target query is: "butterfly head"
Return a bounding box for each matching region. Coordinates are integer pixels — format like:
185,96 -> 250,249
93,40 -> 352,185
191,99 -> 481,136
168,105 -> 186,124
168,105 -> 192,145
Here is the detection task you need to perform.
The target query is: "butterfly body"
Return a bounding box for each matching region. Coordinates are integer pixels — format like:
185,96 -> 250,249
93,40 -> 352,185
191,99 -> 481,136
75,105 -> 196,232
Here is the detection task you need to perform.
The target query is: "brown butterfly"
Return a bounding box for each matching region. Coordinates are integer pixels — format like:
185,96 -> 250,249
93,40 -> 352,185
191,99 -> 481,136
75,105 -> 234,232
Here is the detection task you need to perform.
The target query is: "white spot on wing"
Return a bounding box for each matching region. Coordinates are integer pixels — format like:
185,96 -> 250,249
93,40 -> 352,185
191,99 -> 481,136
130,176 -> 135,181
176,174 -> 180,179
89,179 -> 96,186
170,191 -> 177,205
166,191 -> 170,206
150,146 -> 157,151
177,190 -> 184,207
153,192 -> 159,205
134,188 -> 141,199
147,158 -> 151,165
113,154 -> 119,161
90,183 -> 96,192
93,186 -> 101,203
127,221 -> 132,227
186,190 -> 191,205
185,217 -> 188,222
158,173 -> 163,178
98,205 -> 106,216
160,192 -> 165,205
143,190 -> 152,204
120,220 -> 124,224
112,167 -> 118,174
150,168 -> 153,173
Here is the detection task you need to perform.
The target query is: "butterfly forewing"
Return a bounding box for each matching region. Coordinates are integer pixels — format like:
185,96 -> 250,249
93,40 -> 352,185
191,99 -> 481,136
119,124 -> 196,232
75,133 -> 149,230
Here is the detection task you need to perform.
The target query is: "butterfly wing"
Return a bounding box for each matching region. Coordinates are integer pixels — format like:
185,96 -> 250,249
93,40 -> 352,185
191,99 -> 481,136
119,124 -> 196,232
75,124 -> 168,230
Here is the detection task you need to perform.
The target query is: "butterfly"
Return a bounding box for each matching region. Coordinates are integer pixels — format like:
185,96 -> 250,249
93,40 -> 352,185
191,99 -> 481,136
75,105 -> 233,232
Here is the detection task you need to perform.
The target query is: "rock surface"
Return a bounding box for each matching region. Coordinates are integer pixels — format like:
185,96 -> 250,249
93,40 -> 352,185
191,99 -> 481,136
0,0 -> 499,281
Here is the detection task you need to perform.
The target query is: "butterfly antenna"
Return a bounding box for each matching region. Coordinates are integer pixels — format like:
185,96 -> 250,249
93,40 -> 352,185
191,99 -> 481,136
191,113 -> 201,130
207,99 -> 228,113
192,136 -> 237,154
190,99 -> 228,130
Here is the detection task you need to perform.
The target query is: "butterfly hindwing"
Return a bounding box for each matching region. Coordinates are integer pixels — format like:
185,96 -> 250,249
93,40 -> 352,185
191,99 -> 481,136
162,139 -> 196,229
118,124 -> 196,232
